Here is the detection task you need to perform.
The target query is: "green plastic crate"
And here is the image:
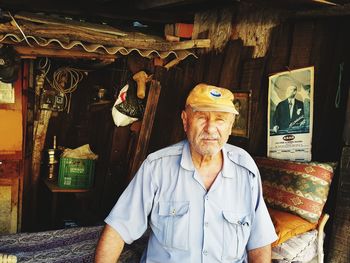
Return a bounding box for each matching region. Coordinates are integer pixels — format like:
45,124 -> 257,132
58,157 -> 95,189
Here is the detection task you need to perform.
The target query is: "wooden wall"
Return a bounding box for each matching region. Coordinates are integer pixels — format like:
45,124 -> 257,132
150,16 -> 350,162
148,15 -> 350,258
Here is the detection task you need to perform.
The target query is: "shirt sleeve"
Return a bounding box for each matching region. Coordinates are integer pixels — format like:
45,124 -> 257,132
105,159 -> 156,244
247,170 -> 277,250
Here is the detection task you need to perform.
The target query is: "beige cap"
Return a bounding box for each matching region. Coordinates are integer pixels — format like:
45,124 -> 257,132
186,83 -> 239,114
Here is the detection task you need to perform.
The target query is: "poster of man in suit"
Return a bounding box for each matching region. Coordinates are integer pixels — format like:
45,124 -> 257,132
268,67 -> 313,161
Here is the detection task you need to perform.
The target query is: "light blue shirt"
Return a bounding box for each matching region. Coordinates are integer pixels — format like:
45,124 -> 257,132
105,140 -> 277,263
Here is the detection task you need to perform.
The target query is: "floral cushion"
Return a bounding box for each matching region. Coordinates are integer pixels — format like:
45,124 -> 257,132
255,157 -> 334,223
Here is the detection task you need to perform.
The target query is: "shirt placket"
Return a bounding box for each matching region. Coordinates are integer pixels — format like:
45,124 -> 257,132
202,192 -> 210,261
202,173 -> 222,262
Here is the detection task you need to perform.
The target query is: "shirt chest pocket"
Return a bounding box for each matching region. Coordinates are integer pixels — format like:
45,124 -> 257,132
222,211 -> 251,261
157,201 -> 190,250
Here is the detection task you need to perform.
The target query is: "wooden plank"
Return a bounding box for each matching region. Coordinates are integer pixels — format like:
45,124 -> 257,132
0,161 -> 20,179
238,58 -> 267,155
128,80 -> 161,180
15,11 -> 127,37
43,179 -> 89,193
308,18 -> 346,161
204,50 -> 224,85
219,40 -> 243,89
0,22 -> 210,51
149,66 -> 187,153
289,20 -> 315,68
13,45 -> 117,60
344,89 -> 350,145
266,22 -> 294,74
327,146 -> 350,263
0,178 -> 19,234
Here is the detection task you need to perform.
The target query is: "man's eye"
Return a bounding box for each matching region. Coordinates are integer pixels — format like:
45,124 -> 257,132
197,115 -> 206,120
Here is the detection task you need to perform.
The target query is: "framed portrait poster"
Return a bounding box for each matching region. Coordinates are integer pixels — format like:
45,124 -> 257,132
267,66 -> 314,161
231,91 -> 251,138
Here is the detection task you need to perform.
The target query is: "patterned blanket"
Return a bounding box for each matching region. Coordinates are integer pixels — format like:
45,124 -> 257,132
0,226 -> 146,263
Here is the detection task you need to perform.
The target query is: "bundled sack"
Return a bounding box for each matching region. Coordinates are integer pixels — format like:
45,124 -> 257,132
112,80 -> 145,127
61,144 -> 98,160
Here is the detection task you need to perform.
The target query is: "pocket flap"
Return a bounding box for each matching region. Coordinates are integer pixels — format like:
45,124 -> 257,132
222,211 -> 251,226
159,201 -> 189,216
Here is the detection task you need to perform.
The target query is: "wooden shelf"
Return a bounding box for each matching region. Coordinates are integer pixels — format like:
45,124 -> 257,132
43,178 -> 90,193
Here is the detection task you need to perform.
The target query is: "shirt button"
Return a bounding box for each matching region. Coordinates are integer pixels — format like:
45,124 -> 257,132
204,222 -> 209,227
203,250 -> 208,256
205,195 -> 209,200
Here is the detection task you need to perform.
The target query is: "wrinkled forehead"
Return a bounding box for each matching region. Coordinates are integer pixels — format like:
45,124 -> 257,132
187,107 -> 234,118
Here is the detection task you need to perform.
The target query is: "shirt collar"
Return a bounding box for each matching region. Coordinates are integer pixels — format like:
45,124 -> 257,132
180,140 -> 195,171
180,140 -> 233,178
222,145 -> 234,178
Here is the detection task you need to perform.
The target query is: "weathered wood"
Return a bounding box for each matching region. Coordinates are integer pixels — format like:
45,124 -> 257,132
204,50 -> 224,85
0,161 -> 20,179
193,8 -> 233,52
0,178 -> 19,233
15,11 -> 127,37
297,3 -> 350,17
232,6 -> 283,58
128,80 -> 161,180
289,20 -> 315,68
266,22 -> 294,74
238,58 -> 267,155
13,45 -> 117,60
344,89 -> 350,145
219,40 -> 243,89
149,66 -> 185,153
0,22 -> 210,51
32,110 -> 52,186
327,146 -> 350,263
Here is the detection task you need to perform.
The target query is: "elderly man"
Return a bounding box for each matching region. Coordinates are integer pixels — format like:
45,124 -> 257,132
95,83 -> 277,263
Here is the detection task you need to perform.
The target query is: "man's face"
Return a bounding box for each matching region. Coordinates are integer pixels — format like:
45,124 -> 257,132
181,107 -> 235,157
286,86 -> 297,99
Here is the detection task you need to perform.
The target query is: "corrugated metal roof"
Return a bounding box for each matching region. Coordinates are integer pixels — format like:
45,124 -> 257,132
0,11 -> 208,61
0,33 -> 198,60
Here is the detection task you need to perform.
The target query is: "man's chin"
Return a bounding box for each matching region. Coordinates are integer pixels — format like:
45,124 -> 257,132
196,145 -> 222,156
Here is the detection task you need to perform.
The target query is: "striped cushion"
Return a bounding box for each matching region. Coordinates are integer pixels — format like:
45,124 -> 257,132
255,157 -> 334,223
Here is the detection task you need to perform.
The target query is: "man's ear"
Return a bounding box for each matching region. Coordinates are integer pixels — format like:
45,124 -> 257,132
181,110 -> 188,132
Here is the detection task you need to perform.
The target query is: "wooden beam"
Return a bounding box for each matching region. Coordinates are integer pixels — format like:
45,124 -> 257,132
128,80 -> 161,180
297,3 -> 350,17
137,0 -> 197,10
1,1 -> 194,24
13,45 -> 117,60
0,22 -> 210,51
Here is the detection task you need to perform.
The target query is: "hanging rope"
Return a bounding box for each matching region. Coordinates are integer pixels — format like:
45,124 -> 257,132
8,11 -> 33,47
335,62 -> 344,109
38,58 -> 87,113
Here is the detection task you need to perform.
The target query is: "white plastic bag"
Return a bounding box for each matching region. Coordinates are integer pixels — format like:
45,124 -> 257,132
112,84 -> 138,127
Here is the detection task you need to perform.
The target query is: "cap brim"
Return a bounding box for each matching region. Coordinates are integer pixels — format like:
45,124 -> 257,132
190,104 -> 239,115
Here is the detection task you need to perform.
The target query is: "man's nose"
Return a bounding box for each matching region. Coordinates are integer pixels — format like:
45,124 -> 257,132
204,119 -> 216,133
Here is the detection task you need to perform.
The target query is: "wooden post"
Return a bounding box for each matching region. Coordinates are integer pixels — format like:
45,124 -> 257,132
31,109 -> 52,225
128,80 -> 161,180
